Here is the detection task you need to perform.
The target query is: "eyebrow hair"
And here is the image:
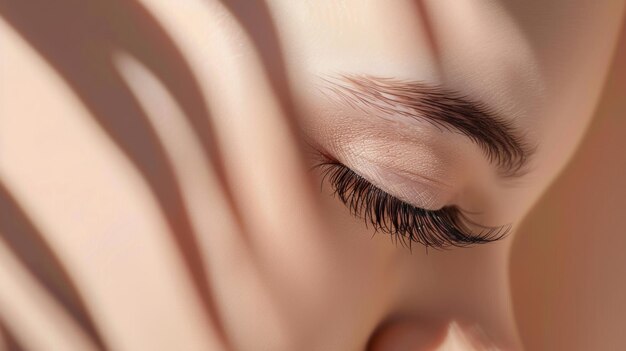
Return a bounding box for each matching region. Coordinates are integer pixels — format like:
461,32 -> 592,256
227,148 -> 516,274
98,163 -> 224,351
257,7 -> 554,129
321,75 -> 533,178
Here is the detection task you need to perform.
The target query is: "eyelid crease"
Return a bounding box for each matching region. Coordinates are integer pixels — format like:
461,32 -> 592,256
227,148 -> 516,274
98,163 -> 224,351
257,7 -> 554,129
318,74 -> 536,179
314,159 -> 511,250
343,157 -> 452,211
368,159 -> 454,191
311,146 -> 450,209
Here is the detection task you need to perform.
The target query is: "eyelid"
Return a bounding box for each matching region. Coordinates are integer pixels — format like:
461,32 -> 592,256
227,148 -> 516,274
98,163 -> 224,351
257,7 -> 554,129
339,154 -> 455,211
311,144 -> 453,210
321,74 -> 533,178
315,159 -> 510,249
360,164 -> 449,210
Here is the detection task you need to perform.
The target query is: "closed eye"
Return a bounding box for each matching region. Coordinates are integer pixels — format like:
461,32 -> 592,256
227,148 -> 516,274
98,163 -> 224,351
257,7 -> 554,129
315,160 -> 510,250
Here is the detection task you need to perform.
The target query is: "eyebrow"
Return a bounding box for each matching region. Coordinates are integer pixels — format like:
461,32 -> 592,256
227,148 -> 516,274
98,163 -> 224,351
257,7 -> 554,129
320,75 -> 533,178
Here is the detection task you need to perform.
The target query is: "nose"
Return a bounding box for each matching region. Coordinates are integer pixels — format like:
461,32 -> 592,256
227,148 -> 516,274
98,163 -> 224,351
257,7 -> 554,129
368,319 -> 500,351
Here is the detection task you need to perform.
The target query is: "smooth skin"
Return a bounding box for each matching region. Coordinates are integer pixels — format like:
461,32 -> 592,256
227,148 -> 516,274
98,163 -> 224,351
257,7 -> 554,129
0,1 -> 624,350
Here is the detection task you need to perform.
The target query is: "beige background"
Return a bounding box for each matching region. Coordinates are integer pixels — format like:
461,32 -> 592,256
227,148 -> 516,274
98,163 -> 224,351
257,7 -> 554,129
511,19 -> 626,351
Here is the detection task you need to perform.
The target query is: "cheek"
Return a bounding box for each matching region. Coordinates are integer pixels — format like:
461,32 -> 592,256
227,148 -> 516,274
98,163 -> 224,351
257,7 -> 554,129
297,183 -> 407,349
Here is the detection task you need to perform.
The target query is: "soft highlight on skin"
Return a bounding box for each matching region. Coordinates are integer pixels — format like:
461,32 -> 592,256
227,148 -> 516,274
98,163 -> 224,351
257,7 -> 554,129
320,74 -> 535,178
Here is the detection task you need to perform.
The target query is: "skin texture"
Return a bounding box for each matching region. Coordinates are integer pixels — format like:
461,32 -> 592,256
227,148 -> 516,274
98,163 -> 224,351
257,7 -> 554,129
0,1 -> 624,350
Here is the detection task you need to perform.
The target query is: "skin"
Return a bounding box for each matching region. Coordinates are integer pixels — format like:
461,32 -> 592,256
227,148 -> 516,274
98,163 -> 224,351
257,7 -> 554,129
0,0 -> 624,350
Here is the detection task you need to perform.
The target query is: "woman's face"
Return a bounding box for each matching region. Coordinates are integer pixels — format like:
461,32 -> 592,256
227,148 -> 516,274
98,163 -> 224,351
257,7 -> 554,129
212,0 -> 622,349
2,0 -> 621,350
205,1 -> 620,350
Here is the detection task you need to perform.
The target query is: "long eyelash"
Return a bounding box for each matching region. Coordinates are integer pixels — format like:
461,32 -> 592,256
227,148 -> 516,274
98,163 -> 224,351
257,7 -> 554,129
316,161 -> 510,249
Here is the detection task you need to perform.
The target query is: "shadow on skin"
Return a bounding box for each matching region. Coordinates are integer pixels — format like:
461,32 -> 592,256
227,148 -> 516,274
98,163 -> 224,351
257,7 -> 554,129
217,0 -> 299,133
0,320 -> 26,351
0,181 -> 98,350
0,181 -> 104,350
0,0 -> 240,348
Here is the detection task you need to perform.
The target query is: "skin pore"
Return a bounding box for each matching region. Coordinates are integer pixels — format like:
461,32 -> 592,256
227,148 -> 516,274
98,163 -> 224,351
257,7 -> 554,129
0,0 -> 623,350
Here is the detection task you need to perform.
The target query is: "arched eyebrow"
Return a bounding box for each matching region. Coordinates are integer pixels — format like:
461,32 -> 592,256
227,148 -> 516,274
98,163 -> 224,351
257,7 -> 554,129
320,75 -> 534,178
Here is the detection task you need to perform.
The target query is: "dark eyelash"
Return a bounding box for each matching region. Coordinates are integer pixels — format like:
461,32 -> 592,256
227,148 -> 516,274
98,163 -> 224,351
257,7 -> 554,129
316,161 -> 510,249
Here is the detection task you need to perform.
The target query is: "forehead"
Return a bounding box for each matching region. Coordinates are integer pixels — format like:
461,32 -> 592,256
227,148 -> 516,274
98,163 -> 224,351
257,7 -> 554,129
277,1 -> 537,113
268,0 -> 621,180
274,0 -> 617,106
